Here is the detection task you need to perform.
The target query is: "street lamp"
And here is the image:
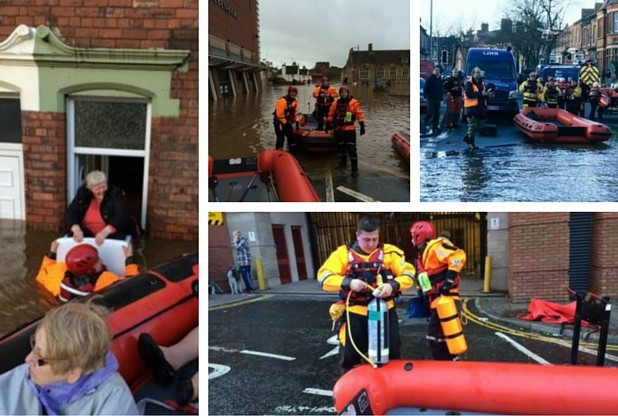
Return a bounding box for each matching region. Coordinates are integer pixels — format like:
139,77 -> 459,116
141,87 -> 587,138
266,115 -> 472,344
429,0 -> 433,61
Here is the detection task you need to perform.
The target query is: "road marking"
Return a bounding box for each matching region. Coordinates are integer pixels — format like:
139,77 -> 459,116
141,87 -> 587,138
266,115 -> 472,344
326,334 -> 339,345
320,334 -> 339,359
274,405 -> 336,414
303,388 -> 333,397
209,346 -> 239,353
240,350 -> 296,361
208,294 -> 273,311
325,169 -> 335,202
208,363 -> 231,380
336,186 -> 379,202
495,332 -> 551,364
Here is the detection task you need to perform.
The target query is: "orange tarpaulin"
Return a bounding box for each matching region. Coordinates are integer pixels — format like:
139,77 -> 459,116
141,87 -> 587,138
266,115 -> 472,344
519,298 -> 577,324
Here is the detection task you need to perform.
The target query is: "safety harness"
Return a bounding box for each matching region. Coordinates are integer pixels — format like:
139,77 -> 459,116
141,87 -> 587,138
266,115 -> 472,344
339,245 -> 395,305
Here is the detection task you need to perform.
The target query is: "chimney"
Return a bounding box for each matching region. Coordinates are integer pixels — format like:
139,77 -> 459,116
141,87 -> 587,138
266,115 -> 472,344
368,43 -> 373,51
481,23 -> 489,32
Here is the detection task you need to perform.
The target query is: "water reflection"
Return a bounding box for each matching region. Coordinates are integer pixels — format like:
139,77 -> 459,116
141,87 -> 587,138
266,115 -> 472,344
0,220 -> 197,337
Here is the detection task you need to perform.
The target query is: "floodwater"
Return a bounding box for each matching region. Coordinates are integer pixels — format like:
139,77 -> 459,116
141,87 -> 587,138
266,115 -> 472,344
209,83 -> 411,174
0,220 -> 197,337
420,114 -> 618,202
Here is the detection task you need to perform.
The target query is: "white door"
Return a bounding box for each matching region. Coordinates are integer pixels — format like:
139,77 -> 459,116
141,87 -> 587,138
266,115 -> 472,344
0,151 -> 24,220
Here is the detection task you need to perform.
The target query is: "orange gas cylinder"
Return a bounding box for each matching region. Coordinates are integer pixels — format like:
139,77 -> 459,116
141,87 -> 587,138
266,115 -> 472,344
431,295 -> 467,355
599,94 -> 610,108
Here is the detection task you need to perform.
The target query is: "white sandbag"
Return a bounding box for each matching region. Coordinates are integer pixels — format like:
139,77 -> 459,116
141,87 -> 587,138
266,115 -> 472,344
56,237 -> 130,276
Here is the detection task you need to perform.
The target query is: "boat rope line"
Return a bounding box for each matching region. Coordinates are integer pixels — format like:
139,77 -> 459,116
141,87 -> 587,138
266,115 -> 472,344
208,294 -> 273,311
112,294 -> 195,340
494,332 -> 551,364
336,186 -> 379,202
324,169 -> 335,202
463,298 -> 618,354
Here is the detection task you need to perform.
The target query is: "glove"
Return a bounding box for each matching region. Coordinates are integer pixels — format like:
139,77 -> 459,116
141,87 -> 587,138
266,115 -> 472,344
295,122 -> 300,130
359,122 -> 366,135
325,123 -> 333,132
439,279 -> 453,295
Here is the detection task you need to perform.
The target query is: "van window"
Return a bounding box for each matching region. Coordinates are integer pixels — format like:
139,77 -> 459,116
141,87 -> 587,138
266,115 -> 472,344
468,60 -> 516,81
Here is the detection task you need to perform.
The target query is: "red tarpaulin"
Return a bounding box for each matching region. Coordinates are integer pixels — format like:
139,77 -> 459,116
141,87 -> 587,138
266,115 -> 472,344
519,298 -> 577,324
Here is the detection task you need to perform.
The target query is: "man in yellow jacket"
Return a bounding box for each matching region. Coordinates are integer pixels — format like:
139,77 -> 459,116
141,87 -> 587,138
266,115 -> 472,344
36,241 -> 139,302
410,221 -> 466,361
318,216 -> 415,374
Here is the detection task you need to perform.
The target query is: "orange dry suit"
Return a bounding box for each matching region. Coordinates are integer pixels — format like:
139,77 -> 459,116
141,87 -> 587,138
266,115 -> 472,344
313,84 -> 338,110
273,95 -> 299,127
328,96 -> 365,132
35,253 -> 139,301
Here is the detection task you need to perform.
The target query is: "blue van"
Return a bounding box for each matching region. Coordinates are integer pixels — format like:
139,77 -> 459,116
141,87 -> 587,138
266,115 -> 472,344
464,48 -> 519,115
538,64 -> 580,83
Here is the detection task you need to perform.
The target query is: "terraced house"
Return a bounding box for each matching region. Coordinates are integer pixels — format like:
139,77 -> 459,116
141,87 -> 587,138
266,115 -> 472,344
0,1 -> 198,241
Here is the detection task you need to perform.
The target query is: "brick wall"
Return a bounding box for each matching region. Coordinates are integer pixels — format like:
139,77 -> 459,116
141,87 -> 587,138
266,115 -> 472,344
208,223 -> 235,293
590,213 -> 618,296
508,213 -> 570,302
0,1 -> 198,241
208,0 -> 259,59
22,111 -> 67,231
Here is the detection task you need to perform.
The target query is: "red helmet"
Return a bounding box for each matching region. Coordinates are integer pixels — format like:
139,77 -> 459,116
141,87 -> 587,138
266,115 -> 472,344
339,85 -> 350,95
66,244 -> 99,275
288,85 -> 298,94
410,221 -> 436,246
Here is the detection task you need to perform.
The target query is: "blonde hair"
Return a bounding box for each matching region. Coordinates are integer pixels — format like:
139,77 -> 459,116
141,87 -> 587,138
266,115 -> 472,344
39,301 -> 111,374
85,171 -> 107,190
232,230 -> 241,238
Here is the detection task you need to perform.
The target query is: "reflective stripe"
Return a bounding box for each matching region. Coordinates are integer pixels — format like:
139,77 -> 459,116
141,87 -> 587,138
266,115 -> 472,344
59,282 -> 91,297
318,271 -> 334,285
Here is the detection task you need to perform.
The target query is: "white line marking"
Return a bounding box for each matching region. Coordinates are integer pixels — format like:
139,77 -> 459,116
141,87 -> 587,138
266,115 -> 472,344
303,388 -> 333,397
208,363 -> 231,380
574,345 -> 618,362
336,186 -> 380,202
325,169 -> 335,202
326,334 -> 339,345
320,346 -> 339,360
495,332 -> 551,364
274,405 -> 336,413
240,349 -> 296,361
209,346 -> 239,353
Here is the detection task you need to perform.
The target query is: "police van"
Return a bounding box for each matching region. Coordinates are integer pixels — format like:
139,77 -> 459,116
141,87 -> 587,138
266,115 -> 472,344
464,48 -> 519,115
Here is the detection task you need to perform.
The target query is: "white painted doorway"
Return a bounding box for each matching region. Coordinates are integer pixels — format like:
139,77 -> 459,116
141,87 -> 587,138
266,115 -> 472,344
0,146 -> 25,220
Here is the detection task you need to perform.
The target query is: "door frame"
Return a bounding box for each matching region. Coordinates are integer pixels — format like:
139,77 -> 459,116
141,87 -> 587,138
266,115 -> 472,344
0,143 -> 25,220
66,96 -> 151,229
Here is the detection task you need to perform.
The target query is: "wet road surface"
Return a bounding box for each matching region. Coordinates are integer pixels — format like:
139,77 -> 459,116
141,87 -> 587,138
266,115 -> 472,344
420,107 -> 618,202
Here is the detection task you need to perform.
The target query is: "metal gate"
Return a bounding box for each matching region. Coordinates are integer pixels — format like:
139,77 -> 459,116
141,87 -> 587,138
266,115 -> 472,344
568,212 -> 593,292
308,213 -> 483,277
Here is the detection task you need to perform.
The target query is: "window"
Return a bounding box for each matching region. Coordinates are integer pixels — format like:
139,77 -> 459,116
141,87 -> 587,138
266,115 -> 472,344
376,67 -> 385,78
614,12 -> 618,33
0,97 -> 22,144
360,68 -> 369,79
402,67 -> 409,78
389,67 -> 397,78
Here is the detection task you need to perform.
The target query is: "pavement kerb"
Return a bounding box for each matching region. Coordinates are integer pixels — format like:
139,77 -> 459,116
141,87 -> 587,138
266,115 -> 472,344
474,297 -> 618,346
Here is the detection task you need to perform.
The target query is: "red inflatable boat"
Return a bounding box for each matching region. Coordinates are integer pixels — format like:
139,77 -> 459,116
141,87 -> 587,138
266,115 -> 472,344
293,114 -> 337,152
391,131 -> 410,162
208,150 -> 320,202
513,107 -> 612,144
334,359 -> 618,415
0,253 -> 198,406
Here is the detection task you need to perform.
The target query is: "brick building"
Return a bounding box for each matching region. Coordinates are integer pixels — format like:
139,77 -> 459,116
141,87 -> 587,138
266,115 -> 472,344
0,1 -> 198,241
208,0 -> 264,100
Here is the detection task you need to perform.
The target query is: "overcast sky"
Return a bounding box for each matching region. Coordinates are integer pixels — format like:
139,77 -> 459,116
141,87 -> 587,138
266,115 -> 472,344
259,0 -> 410,69
418,0 -> 587,35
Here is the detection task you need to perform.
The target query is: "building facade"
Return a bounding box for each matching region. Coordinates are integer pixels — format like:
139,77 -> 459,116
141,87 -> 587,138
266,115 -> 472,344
208,0 -> 265,100
341,43 -> 410,88
209,212 -> 618,304
0,2 -> 198,241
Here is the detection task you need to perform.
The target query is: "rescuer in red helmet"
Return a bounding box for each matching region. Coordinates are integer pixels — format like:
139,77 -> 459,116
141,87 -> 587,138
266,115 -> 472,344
312,77 -> 338,130
272,85 -> 300,154
35,241 -> 139,302
410,220 -> 467,361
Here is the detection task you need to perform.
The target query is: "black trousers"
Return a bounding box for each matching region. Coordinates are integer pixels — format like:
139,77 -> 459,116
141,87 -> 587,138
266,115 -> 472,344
339,308 -> 401,374
334,129 -> 357,163
274,122 -> 296,152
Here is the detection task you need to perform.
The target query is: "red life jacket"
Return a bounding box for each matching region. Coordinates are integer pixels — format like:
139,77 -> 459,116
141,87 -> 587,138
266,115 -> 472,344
340,246 -> 394,305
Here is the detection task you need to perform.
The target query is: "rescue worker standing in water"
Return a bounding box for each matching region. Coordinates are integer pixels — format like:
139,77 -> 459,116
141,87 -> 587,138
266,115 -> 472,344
327,85 -> 365,177
318,216 -> 415,374
410,221 -> 467,361
273,85 -> 300,154
462,67 -> 490,149
313,77 -> 338,130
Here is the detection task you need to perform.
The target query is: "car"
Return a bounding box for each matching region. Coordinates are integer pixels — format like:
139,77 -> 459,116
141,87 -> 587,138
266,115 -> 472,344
420,78 -> 427,113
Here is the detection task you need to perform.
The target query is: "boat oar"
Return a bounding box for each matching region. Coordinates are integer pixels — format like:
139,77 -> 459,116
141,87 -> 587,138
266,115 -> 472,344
239,173 -> 259,202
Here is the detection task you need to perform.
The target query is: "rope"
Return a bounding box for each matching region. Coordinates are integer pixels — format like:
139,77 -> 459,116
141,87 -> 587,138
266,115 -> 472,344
345,289 -> 375,367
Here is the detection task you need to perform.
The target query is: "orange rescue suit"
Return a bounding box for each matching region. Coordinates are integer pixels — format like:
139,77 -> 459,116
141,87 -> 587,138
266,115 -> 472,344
273,96 -> 299,125
327,97 -> 365,132
418,237 -> 466,297
35,255 -> 139,297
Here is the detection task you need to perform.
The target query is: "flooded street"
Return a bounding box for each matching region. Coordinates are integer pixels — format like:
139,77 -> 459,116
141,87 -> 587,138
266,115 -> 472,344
420,110 -> 618,202
0,220 -> 197,337
209,84 -> 411,202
